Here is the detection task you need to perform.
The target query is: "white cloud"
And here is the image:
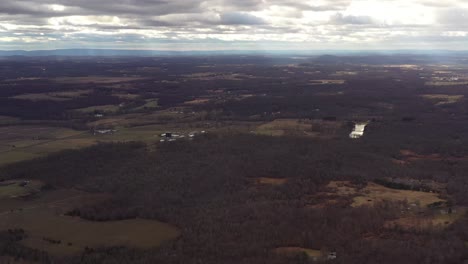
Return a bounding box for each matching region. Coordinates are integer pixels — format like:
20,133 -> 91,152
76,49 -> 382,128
0,0 -> 467,50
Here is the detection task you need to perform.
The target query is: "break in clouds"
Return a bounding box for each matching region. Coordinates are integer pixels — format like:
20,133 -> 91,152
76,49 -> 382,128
0,0 -> 468,50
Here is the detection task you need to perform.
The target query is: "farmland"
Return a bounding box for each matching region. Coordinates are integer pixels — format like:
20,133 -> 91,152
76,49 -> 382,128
0,188 -> 179,257
1,55 -> 468,263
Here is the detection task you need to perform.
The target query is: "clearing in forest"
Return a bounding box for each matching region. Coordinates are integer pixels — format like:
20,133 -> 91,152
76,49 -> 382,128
274,247 -> 323,258
255,177 -> 288,186
385,207 -> 467,231
325,181 -> 445,208
420,94 -> 464,105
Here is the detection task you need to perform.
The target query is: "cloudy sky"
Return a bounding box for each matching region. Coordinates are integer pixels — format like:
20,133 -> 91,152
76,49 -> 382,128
0,0 -> 467,50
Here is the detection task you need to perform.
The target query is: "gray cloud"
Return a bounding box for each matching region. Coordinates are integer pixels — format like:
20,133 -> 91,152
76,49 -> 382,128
219,12 -> 265,25
329,13 -> 375,25
0,0 -> 466,50
437,8 -> 468,25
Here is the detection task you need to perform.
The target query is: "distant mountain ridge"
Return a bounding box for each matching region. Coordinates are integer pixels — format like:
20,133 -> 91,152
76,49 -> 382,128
1,49 -> 468,57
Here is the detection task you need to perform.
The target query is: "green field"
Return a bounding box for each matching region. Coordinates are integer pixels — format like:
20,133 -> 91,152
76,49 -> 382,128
0,126 -> 92,166
0,180 -> 44,199
11,93 -> 71,101
132,99 -> 159,111
0,189 -> 180,257
75,104 -> 120,113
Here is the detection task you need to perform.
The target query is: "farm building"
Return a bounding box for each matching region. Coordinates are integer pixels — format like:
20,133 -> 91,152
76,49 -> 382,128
349,122 -> 368,139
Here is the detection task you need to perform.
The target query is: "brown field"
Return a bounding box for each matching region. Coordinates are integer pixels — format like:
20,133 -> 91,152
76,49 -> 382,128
398,149 -> 468,163
0,180 -> 44,199
325,181 -> 445,208
425,81 -> 468,86
352,183 -> 444,207
256,119 -> 313,137
0,151 -> 42,166
184,98 -> 211,105
385,207 -> 467,231
183,72 -> 252,81
0,189 -> 179,257
274,247 -> 323,258
49,90 -> 92,98
12,90 -> 92,101
421,94 -> 464,105
11,93 -> 71,101
331,71 -> 358,76
309,80 -> 345,85
113,93 -> 140,99
255,177 -> 288,186
75,104 -> 120,113
132,99 -> 159,111
53,76 -> 146,84
0,126 -> 90,166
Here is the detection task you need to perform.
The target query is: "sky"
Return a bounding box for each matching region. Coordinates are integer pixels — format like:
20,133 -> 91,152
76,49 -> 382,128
0,0 -> 467,50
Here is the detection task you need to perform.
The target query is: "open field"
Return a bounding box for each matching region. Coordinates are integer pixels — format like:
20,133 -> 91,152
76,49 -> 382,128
0,126 -> 81,142
184,98 -> 211,105
309,79 -> 345,85
0,126 -> 92,166
352,182 -> 444,207
385,207 -> 467,231
325,181 -> 445,208
19,217 -> 179,257
11,93 -> 71,101
425,81 -> 468,86
396,150 -> 468,163
0,189 -> 180,257
183,72 -> 252,81
255,177 -> 288,186
0,151 -> 42,166
75,104 -> 120,113
0,180 -> 44,199
132,99 -> 159,111
274,247 -> 325,260
255,119 -> 313,136
255,119 -> 343,138
421,94 -> 464,105
53,76 -> 146,84
11,90 -> 91,102
49,90 -> 92,98
113,93 -> 140,99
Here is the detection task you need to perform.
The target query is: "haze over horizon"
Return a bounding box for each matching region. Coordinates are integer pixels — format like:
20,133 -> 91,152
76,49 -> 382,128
0,0 -> 468,51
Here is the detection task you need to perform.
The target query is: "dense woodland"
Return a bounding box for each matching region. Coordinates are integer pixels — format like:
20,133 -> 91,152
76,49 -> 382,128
0,133 -> 468,263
